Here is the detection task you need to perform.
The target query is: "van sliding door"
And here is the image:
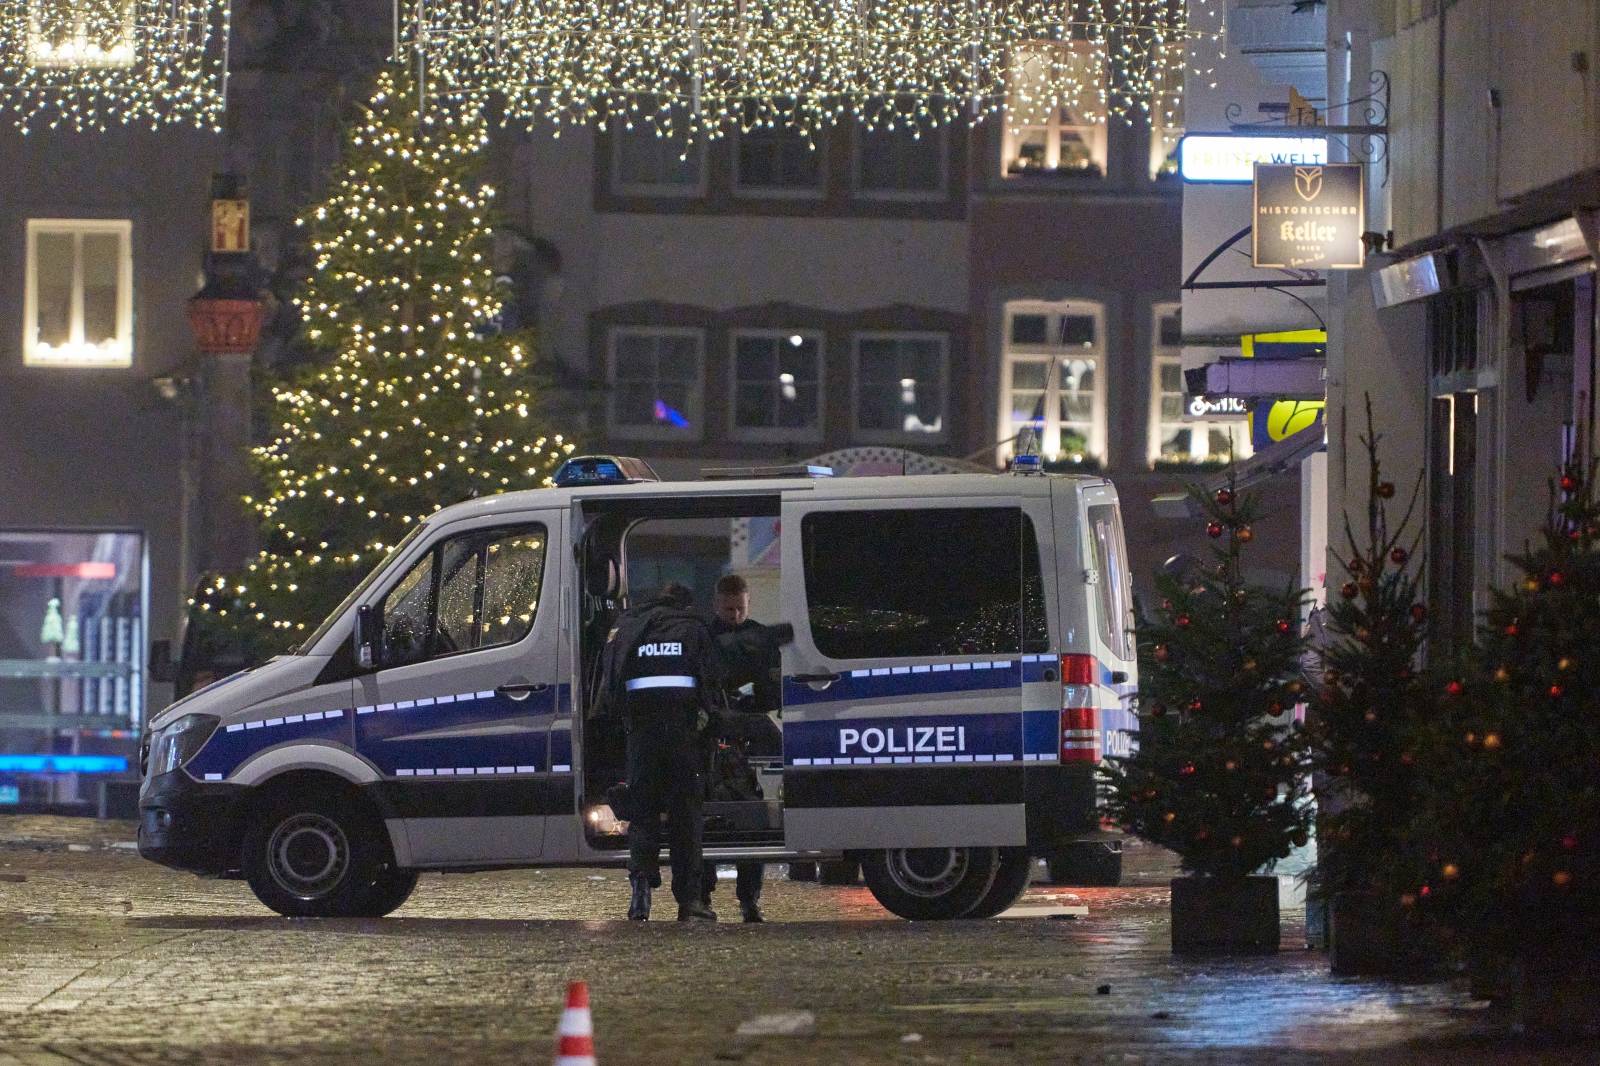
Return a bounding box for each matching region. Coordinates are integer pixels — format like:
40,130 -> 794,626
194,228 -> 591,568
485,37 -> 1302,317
779,497 -> 1048,851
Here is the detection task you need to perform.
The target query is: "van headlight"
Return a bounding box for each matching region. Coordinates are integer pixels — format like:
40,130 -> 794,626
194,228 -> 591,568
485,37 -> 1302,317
148,714 -> 220,778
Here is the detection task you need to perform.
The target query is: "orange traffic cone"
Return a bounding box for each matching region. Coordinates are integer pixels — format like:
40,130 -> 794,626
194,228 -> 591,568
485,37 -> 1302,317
553,981 -> 597,1066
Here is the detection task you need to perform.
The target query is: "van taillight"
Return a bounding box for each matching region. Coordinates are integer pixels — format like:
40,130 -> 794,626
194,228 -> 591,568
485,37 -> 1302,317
1061,707 -> 1100,762
1060,654 -> 1096,686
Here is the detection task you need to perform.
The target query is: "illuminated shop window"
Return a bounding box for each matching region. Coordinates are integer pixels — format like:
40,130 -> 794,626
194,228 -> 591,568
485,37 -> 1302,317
607,327 -> 705,440
1148,306 -> 1252,467
1001,300 -> 1104,465
0,529 -> 145,806
24,219 -> 133,368
1002,42 -> 1107,179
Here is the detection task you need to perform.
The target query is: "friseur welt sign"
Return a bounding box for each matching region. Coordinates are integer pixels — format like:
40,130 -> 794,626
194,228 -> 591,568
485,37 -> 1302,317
1252,163 -> 1365,271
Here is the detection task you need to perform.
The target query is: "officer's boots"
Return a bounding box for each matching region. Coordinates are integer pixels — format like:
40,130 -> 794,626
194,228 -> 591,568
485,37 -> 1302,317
677,899 -> 718,922
740,901 -> 765,924
627,874 -> 652,921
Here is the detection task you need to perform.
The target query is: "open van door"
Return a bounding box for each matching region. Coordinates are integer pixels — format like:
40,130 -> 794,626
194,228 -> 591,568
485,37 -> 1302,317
1074,483 -> 1139,761
778,494 -> 1052,852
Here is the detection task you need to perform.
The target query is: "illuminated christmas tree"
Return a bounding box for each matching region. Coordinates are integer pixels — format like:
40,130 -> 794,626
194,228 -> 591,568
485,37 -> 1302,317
196,65 -> 575,650
1104,481 -> 1313,880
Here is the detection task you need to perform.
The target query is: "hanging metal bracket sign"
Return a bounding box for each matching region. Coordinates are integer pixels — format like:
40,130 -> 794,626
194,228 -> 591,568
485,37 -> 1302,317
1252,163 -> 1365,271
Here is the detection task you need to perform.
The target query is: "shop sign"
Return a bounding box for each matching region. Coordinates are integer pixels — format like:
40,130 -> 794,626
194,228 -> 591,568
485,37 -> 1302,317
1253,164 -> 1365,270
1179,134 -> 1327,183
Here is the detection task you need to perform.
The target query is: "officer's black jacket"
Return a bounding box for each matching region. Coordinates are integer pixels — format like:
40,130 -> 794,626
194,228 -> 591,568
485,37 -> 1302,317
711,617 -> 786,712
596,598 -> 725,730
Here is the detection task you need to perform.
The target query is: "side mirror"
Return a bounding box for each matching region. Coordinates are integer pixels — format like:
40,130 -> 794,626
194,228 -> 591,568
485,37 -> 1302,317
354,604 -> 381,671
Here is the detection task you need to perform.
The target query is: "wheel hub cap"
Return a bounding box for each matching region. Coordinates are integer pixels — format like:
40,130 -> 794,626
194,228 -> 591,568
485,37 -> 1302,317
268,813 -> 349,900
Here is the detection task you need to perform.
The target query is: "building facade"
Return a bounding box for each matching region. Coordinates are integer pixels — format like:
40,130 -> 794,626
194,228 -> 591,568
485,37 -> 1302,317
1323,0 -> 1600,652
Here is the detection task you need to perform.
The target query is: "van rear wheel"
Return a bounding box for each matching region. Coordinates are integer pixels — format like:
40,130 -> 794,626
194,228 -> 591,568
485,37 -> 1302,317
963,848 -> 1034,919
244,785 -> 405,918
861,847 -> 1000,921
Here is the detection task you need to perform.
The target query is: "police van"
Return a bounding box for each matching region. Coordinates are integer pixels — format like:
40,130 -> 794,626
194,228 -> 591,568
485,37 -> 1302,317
138,456 -> 1138,921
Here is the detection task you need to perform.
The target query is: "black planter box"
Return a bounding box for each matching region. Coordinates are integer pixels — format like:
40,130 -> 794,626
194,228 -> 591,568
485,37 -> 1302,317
1171,875 -> 1280,955
1329,891 -> 1443,979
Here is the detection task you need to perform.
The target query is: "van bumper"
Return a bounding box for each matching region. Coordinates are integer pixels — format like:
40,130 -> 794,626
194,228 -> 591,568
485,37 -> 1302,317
1024,764 -> 1106,847
137,770 -> 248,876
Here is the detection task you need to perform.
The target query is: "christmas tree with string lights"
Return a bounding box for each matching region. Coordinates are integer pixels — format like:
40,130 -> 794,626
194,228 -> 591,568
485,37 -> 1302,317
194,65 -> 575,652
1310,397 -> 1431,905
1411,445 -> 1600,960
1104,481 -> 1313,880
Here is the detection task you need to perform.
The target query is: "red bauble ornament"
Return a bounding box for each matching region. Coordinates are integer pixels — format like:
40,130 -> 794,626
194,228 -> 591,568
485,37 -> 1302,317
1175,614 -> 1191,628
1340,582 -> 1359,599
1504,622 -> 1519,636
1153,644 -> 1170,663
1418,884 -> 1432,898
1409,603 -> 1428,623
1444,680 -> 1464,697
1179,762 -> 1197,776
1275,619 -> 1291,634
1206,521 -> 1224,538
1549,684 -> 1565,698
1376,482 -> 1396,499
1549,571 -> 1566,586
1214,488 -> 1234,507
1561,474 -> 1580,493
1187,698 -> 1203,713
1562,834 -> 1579,851
1390,547 -> 1409,565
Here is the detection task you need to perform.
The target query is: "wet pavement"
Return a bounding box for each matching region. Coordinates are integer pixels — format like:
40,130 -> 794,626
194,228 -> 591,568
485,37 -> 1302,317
0,816 -> 1591,1065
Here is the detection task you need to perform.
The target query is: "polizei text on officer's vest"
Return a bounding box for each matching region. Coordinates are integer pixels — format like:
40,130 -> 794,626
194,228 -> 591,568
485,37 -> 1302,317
839,724 -> 967,755
636,642 -> 683,657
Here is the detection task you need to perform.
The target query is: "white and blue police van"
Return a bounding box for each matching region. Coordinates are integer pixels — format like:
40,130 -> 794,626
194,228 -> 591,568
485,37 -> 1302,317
138,455 -> 1138,920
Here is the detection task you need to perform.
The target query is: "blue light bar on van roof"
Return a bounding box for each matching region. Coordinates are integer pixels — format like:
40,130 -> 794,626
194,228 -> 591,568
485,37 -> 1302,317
553,455 -> 661,488
0,754 -> 129,774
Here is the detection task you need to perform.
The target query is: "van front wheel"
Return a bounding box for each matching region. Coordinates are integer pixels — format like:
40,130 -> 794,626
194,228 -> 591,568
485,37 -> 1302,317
861,847 -> 1000,921
244,786 -> 402,918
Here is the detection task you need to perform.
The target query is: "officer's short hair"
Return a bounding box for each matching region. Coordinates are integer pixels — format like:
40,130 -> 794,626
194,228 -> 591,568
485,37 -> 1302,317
658,582 -> 694,608
715,574 -> 748,598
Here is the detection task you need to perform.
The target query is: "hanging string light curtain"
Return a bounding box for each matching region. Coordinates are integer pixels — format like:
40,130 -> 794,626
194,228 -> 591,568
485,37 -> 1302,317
0,0 -> 231,132
406,0 -> 1217,140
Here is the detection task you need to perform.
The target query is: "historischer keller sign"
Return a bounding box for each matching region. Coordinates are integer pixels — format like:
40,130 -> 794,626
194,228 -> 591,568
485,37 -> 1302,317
1252,163 -> 1365,271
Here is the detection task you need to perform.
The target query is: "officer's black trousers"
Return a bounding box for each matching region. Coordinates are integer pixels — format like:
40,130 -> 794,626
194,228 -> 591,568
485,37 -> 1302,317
702,860 -> 763,907
625,720 -> 704,907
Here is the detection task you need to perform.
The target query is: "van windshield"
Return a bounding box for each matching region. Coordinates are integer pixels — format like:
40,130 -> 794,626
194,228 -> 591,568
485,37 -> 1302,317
295,523 -> 429,653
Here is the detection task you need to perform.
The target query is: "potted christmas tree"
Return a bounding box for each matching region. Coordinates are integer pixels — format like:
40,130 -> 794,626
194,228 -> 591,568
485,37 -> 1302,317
1105,480 -> 1312,954
1308,398 -> 1438,977
1411,448 -> 1600,1034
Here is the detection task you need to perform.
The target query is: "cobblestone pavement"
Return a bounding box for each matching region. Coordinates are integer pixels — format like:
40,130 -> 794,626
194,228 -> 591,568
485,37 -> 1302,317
0,817 -> 1590,1065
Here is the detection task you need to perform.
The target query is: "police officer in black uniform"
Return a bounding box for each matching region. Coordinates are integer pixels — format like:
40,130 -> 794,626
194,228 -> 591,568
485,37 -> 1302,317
597,582 -> 721,922
701,574 -> 785,922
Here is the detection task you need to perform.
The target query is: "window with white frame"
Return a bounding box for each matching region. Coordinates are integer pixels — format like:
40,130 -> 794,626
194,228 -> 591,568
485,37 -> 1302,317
26,0 -> 136,68
1148,305 -> 1252,466
24,219 -> 133,368
1001,300 -> 1104,465
1002,41 -> 1108,178
853,333 -> 948,442
856,118 -> 945,198
607,327 -> 704,439
731,330 -> 823,440
612,124 -> 705,195
736,117 -> 824,195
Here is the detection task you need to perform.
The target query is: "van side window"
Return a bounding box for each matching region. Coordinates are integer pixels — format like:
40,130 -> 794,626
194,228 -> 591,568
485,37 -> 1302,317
802,507 -> 1049,660
1086,504 -> 1133,660
379,524 -> 548,669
